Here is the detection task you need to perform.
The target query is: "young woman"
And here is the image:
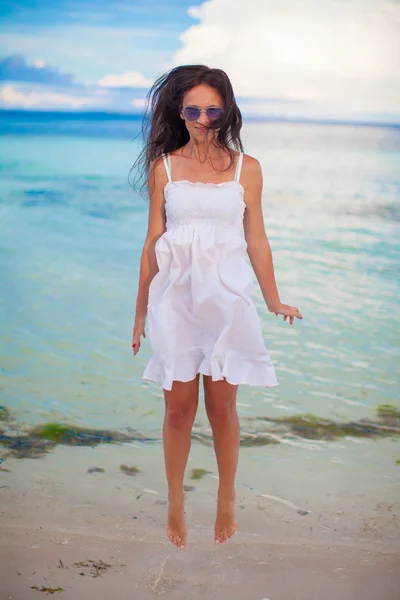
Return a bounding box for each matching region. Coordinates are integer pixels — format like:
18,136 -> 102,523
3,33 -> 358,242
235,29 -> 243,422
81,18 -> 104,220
131,65 -> 302,551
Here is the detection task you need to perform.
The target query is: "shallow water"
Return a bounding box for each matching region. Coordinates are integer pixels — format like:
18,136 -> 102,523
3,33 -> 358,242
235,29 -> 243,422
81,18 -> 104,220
1,115 -> 399,500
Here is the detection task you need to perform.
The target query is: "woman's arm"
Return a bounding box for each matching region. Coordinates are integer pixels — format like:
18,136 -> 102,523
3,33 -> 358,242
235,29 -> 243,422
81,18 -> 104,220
242,155 -> 302,325
132,158 -> 167,354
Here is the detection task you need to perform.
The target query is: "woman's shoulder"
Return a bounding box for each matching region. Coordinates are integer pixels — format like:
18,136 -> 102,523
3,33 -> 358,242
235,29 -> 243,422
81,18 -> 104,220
149,155 -> 166,171
240,152 -> 262,175
148,155 -> 169,189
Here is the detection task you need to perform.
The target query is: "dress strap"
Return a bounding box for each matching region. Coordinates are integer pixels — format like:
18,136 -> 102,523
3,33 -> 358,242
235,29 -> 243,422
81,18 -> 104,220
167,154 -> 172,180
234,152 -> 243,183
162,153 -> 172,182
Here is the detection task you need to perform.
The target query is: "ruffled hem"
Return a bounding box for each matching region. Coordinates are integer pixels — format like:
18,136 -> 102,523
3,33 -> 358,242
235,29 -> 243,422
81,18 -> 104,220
142,351 -> 279,392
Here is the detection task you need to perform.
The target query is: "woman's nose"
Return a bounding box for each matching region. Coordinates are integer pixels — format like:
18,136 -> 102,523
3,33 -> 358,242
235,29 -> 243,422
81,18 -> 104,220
197,110 -> 209,125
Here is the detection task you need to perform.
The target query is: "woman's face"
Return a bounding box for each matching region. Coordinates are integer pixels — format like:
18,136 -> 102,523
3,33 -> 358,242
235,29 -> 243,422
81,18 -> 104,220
180,84 -> 224,141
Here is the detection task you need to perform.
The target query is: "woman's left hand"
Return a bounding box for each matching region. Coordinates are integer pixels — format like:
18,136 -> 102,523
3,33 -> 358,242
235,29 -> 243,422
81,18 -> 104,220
132,316 -> 146,355
270,303 -> 303,325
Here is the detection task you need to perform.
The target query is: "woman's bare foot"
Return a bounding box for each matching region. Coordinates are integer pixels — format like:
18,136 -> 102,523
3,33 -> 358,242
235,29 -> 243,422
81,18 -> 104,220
214,489 -> 237,545
166,491 -> 187,550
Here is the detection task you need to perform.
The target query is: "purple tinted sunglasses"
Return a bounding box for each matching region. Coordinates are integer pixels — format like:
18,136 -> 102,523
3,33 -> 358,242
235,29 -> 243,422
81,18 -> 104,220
182,106 -> 224,122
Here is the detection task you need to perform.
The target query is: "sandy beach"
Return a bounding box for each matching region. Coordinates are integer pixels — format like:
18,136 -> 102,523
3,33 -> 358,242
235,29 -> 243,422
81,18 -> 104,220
2,525 -> 399,600
1,441 -> 399,599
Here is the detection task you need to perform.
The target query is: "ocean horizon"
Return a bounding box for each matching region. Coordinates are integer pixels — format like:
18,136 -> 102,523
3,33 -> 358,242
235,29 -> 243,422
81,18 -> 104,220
1,107 -> 399,133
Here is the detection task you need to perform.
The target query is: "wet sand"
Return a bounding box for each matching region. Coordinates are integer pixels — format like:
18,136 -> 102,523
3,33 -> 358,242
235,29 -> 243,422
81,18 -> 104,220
1,525 -> 399,600
1,442 -> 399,599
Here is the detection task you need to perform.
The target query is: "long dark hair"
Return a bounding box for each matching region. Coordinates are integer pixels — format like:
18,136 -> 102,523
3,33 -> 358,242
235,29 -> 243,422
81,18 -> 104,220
130,65 -> 244,195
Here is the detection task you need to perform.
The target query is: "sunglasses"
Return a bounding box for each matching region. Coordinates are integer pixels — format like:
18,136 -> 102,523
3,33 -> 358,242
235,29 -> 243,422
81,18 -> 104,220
182,106 -> 224,122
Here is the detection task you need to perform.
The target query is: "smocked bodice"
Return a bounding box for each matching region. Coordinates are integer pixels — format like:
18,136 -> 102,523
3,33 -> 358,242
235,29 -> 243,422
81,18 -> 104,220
164,180 -> 246,232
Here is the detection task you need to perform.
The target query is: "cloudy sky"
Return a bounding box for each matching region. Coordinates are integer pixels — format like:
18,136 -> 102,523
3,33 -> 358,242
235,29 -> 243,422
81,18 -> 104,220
1,0 -> 399,122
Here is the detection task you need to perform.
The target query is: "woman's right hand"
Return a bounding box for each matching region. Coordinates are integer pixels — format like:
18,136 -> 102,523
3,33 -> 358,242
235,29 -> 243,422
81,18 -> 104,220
132,317 -> 146,356
271,302 -> 302,325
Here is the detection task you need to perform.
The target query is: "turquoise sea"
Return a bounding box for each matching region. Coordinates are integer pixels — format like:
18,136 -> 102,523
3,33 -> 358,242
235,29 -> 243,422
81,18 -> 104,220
1,111 -> 399,508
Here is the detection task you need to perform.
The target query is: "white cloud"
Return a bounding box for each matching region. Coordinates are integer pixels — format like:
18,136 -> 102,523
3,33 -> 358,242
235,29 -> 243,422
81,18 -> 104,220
0,83 -> 100,109
98,71 -> 153,88
187,6 -> 202,19
175,0 -> 400,118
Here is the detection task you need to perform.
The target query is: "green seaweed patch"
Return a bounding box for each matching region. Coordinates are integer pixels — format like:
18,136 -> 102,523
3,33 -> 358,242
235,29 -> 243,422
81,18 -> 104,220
0,406 -> 11,421
29,423 -> 132,445
31,586 -> 64,594
240,435 -> 280,447
265,413 -> 400,441
0,422 -> 156,459
120,464 -> 141,476
0,432 -> 55,459
189,468 -> 212,480
376,404 -> 400,425
396,460 -> 400,465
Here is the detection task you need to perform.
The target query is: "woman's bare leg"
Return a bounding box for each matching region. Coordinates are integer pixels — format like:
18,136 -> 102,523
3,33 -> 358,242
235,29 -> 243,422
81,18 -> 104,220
163,375 -> 199,550
203,376 -> 239,544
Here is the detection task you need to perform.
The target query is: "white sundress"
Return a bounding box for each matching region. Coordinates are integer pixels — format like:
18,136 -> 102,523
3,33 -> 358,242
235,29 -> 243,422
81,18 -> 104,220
142,152 -> 278,391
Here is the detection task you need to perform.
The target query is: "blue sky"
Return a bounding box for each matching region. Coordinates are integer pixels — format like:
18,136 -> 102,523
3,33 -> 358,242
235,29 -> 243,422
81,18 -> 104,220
0,0 -> 194,84
1,0 -> 399,122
